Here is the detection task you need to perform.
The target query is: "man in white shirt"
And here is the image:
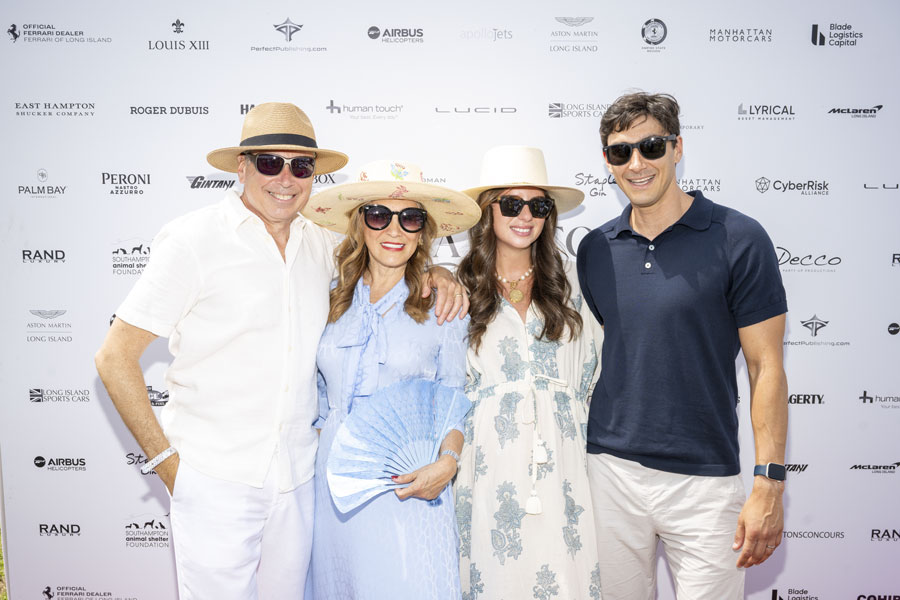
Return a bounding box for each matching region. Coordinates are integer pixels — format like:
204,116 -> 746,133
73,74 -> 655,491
95,103 -> 468,599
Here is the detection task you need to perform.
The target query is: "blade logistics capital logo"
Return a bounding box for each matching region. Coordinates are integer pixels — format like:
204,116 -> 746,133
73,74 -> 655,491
550,17 -> 598,53
811,23 -> 863,47
769,587 -> 820,600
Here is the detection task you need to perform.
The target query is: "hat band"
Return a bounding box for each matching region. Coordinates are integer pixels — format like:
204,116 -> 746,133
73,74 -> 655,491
240,133 -> 318,148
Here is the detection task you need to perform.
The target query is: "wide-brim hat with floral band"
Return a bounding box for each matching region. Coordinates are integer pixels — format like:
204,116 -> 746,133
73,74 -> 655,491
206,102 -> 349,175
301,160 -> 481,237
463,145 -> 585,214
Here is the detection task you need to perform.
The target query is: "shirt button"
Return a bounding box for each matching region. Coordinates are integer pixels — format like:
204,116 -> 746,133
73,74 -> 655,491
648,244 -> 655,251
644,262 -> 652,269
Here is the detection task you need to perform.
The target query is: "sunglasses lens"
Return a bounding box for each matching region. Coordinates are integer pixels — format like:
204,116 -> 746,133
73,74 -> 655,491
639,137 -> 668,160
605,144 -> 632,166
530,197 -> 554,218
498,196 -> 524,217
253,154 -> 285,176
363,206 -> 391,230
398,209 -> 426,233
289,157 -> 315,179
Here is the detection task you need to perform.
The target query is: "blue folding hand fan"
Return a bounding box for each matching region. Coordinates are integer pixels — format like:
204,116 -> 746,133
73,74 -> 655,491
326,378 -> 471,513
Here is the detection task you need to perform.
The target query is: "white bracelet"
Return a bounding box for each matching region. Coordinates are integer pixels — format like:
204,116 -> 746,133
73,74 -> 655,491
141,446 -> 177,474
441,449 -> 460,463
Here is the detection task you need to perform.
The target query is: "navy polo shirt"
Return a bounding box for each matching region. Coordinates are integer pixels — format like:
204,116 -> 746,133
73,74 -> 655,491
576,191 -> 787,476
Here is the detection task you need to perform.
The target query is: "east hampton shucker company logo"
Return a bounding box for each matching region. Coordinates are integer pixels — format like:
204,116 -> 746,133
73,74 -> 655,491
549,17 -> 598,53
859,389 -> 900,410
810,23 -> 863,47
738,102 -> 795,121
755,176 -> 829,196
18,168 -> 67,199
325,99 -> 404,120
14,101 -> 95,118
124,513 -> 171,549
708,26 -> 773,43
26,310 -> 73,344
147,18 -> 210,51
850,460 -> 899,475
459,26 -> 512,42
30,388 -> 90,404
102,171 -> 151,195
828,104 -> 882,119
34,455 -> 86,472
6,22 -> 110,44
250,17 -> 327,53
367,25 -> 424,44
186,173 -> 236,190
769,586 -> 820,600
111,238 -> 151,276
775,246 -> 842,274
641,18 -> 667,52
548,102 -> 608,119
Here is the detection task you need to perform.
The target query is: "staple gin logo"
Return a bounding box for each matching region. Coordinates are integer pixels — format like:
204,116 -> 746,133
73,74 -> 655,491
30,388 -> 90,403
18,168 -> 67,198
126,451 -> 156,475
738,103 -> 795,121
125,513 -> 171,548
574,171 -> 616,198
325,99 -> 404,120
186,174 -> 236,189
111,238 -> 151,276
147,18 -> 209,51
550,17 -> 598,53
641,18 -> 667,52
27,309 -> 73,343
548,102 -> 608,119
811,23 -> 863,47
755,176 -> 829,196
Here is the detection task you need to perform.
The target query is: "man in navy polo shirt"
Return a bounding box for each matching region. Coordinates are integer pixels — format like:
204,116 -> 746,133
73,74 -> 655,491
577,92 -> 788,599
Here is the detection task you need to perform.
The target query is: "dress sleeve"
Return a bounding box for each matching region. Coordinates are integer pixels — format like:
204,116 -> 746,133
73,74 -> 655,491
436,316 -> 470,432
313,368 -> 329,429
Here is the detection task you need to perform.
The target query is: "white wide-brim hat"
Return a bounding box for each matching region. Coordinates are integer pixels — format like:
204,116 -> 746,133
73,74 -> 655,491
301,160 -> 481,237
207,102 -> 349,175
463,145 -> 584,214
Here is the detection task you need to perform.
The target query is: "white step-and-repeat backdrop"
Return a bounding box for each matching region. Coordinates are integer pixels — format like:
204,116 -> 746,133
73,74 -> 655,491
1,1 -> 898,599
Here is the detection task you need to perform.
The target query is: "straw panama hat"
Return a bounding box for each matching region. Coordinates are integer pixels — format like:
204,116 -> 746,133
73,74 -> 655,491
301,160 -> 481,237
463,145 -> 584,214
207,102 -> 349,174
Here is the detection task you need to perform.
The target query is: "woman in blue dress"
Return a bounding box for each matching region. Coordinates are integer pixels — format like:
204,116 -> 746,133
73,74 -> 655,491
300,160 -> 482,599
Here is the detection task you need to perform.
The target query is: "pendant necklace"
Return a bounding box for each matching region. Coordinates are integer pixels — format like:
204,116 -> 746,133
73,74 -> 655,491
496,265 -> 534,303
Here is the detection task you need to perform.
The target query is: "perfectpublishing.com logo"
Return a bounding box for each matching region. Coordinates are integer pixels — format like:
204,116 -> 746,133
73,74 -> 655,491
801,315 -> 828,337
274,18 -> 302,41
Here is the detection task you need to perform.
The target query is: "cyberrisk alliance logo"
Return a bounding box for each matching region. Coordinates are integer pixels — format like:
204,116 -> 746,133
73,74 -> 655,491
811,23 -> 863,47
367,25 -> 424,43
756,176 -> 829,196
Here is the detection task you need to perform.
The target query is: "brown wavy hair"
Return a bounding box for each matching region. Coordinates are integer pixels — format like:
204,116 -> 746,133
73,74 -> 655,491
599,92 -> 681,146
327,202 -> 436,324
457,188 -> 582,353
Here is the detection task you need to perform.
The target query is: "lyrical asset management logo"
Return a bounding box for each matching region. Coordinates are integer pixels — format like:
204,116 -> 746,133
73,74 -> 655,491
641,18 -> 667,51
811,23 -> 863,47
549,17 -> 598,53
147,18 -> 209,51
738,103 -> 795,121
18,168 -> 67,199
367,26 -> 424,43
325,99 -> 404,120
755,176 -> 829,196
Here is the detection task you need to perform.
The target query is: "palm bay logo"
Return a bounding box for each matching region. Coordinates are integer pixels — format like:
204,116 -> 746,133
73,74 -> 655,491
250,18 -> 325,53
39,523 -> 81,536
775,246 -> 841,274
325,99 -> 404,120
738,103 -> 795,121
27,309 -> 73,343
147,17 -> 210,51
185,173 -> 236,190
828,104 -> 882,118
5,23 -> 110,44
101,171 -> 150,195
34,456 -> 87,472
30,388 -> 90,403
677,176 -> 721,193
124,513 -> 171,549
18,168 -> 67,198
788,394 -> 824,405
111,238 -> 151,276
148,385 -> 169,407
769,587 -> 816,600
755,176 -> 829,196
549,17 -> 598,53
22,249 -> 66,263
811,23 -> 863,47
548,102 -> 608,119
801,315 -> 828,337
871,528 -> 900,542
641,18 -> 667,52
574,171 -> 616,198
458,27 -> 513,42
14,102 -> 96,117
708,27 -> 773,43
858,389 -> 900,410
850,461 -> 899,474
367,26 -> 424,43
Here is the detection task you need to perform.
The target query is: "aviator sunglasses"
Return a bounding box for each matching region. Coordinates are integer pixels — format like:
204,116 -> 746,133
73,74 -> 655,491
496,195 -> 555,219
359,204 -> 428,233
245,153 -> 316,178
603,134 -> 677,166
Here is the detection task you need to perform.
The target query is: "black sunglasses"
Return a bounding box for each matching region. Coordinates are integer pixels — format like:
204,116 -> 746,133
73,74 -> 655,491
496,195 -> 555,219
359,204 -> 428,233
245,153 -> 316,178
603,134 -> 677,166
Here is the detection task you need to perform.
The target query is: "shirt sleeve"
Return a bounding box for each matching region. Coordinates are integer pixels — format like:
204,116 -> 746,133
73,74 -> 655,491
435,315 -> 470,432
576,231 -> 604,326
313,368 -> 329,429
726,216 -> 788,328
115,223 -> 201,338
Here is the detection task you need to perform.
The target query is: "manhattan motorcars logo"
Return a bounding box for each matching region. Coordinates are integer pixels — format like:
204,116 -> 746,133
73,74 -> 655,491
708,27 -> 773,43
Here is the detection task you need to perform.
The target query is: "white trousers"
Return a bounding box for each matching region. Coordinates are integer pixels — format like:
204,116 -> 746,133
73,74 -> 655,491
169,459 -> 314,600
587,453 -> 745,600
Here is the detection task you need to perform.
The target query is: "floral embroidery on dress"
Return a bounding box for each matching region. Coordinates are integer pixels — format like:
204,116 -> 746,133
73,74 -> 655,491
589,563 -> 602,600
527,320 -> 561,382
456,486 -> 473,559
494,392 -> 523,449
553,391 -> 577,440
561,479 -> 584,557
463,563 -> 484,600
498,336 -> 527,381
474,446 -> 488,480
578,345 -> 599,399
533,564 -> 560,599
491,481 -> 526,565
527,446 -> 555,481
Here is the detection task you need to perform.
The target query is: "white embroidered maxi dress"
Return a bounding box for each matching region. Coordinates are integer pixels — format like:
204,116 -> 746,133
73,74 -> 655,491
455,268 -> 603,600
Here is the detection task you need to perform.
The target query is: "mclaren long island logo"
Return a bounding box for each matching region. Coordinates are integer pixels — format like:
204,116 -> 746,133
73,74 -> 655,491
125,513 -> 171,548
850,461 -> 899,474
186,174 -> 236,189
550,17 -> 598,53
755,176 -> 829,196
18,168 -> 67,198
27,309 -> 73,343
367,26 -> 424,43
30,388 -> 90,404
5,22 -> 110,44
828,104 -> 882,118
111,238 -> 151,276
641,18 -> 667,52
325,99 -> 404,120
811,23 -> 863,47
147,18 -> 210,51
34,456 -> 86,472
738,103 -> 795,121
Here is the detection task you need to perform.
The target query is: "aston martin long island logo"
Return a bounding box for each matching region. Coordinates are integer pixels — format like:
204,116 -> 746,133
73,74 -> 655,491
549,17 -> 598,53
27,309 -> 73,343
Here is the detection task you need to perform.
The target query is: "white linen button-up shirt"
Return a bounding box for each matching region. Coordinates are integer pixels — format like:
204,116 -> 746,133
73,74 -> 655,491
117,190 -> 336,490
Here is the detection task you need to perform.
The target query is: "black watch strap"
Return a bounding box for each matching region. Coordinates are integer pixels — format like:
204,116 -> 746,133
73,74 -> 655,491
754,463 -> 786,481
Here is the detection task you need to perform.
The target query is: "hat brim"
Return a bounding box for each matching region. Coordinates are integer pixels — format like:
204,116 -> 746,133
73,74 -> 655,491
206,145 -> 349,175
301,181 -> 481,237
462,183 -> 585,215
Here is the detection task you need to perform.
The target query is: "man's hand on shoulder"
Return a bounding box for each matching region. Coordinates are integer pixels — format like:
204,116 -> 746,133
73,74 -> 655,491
422,266 -> 469,324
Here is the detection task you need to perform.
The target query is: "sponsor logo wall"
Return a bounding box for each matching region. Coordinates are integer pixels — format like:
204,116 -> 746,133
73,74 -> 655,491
1,2 -> 898,599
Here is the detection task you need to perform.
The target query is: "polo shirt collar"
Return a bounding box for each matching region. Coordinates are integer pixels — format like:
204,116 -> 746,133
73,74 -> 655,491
221,189 -> 307,233
607,190 -> 713,238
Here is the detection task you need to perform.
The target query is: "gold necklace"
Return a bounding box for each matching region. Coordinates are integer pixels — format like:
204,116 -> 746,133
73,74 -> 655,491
496,266 -> 534,303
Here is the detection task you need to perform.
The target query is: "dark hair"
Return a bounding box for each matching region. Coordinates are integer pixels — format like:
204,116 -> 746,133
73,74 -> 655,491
599,92 -> 681,146
457,188 -> 582,353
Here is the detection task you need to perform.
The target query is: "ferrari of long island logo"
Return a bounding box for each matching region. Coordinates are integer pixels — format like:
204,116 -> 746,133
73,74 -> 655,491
274,18 -> 302,41
801,315 -> 828,337
8,24 -> 19,42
